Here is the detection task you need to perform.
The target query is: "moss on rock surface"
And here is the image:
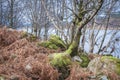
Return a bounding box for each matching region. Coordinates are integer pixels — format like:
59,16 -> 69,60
88,56 -> 120,79
49,35 -> 67,49
79,54 -> 90,67
48,53 -> 72,67
38,41 -> 58,49
38,35 -> 66,50
101,56 -> 120,75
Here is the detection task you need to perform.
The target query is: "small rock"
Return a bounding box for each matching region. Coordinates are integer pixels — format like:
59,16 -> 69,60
72,56 -> 82,62
0,76 -> 4,80
99,75 -> 108,80
25,63 -> 32,71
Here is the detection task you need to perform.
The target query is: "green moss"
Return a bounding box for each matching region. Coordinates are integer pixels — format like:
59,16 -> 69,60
21,31 -> 28,38
101,56 -> 120,63
48,44 -> 58,49
37,35 -> 67,50
29,34 -> 37,41
37,41 -> 51,47
49,53 -> 72,67
80,54 -> 90,67
37,41 -> 58,49
65,41 -> 78,56
49,35 -> 67,49
116,62 -> 120,75
101,56 -> 120,75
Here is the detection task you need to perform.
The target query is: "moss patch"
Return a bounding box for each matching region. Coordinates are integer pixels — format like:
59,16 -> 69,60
101,56 -> 120,75
49,35 -> 67,49
79,54 -> 90,67
48,53 -> 72,67
37,41 -> 58,49
65,41 -> 78,56
37,35 -> 66,50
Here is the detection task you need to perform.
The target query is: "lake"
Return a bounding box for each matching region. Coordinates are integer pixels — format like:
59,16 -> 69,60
19,27 -> 120,58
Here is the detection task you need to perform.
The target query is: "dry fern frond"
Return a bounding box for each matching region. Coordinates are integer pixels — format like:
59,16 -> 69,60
66,63 -> 92,80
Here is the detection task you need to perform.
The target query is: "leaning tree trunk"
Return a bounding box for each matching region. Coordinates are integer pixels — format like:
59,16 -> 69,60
65,26 -> 82,57
49,0 -> 103,67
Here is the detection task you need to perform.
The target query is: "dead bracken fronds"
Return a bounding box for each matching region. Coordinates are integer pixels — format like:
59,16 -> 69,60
66,63 -> 92,80
102,69 -> 120,80
0,27 -> 21,48
0,27 -> 60,80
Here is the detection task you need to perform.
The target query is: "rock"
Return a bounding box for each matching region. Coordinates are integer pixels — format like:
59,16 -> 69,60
0,76 -> 4,80
25,63 -> 32,71
72,56 -> 82,62
49,53 -> 72,67
72,54 -> 90,68
37,35 -> 66,50
10,75 -> 19,80
87,56 -> 120,79
99,75 -> 108,80
87,57 -> 103,75
80,54 -> 90,67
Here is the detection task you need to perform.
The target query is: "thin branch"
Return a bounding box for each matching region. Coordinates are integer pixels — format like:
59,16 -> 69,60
41,0 -> 63,32
79,0 -> 104,30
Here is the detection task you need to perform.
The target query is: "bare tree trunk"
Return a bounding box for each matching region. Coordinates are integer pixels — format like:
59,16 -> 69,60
81,26 -> 87,52
66,26 -> 82,56
89,18 -> 96,53
9,0 -> 14,28
0,0 -> 3,24
71,0 -> 77,43
97,0 -> 116,54
66,0 -> 103,57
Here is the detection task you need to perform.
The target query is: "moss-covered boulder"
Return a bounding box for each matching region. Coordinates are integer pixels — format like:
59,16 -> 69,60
101,56 -> 120,75
72,54 -> 90,67
87,56 -> 120,79
49,35 -> 67,49
79,54 -> 90,67
38,35 -> 66,50
37,41 -> 58,49
48,53 -> 72,67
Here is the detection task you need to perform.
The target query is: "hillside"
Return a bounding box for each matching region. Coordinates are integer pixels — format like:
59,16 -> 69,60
0,27 -> 120,80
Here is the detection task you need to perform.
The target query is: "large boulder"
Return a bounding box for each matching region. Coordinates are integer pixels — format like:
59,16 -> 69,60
87,56 -> 120,79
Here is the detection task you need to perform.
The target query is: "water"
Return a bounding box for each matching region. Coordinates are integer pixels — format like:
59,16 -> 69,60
18,27 -> 120,58
83,29 -> 120,58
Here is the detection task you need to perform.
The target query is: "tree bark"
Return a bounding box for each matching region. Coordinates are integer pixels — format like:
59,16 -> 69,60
9,0 -> 14,28
49,0 -> 104,67
66,26 -> 82,56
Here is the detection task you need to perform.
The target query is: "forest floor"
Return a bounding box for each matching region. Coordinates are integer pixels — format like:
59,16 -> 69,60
0,27 -> 120,80
0,27 -> 63,80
